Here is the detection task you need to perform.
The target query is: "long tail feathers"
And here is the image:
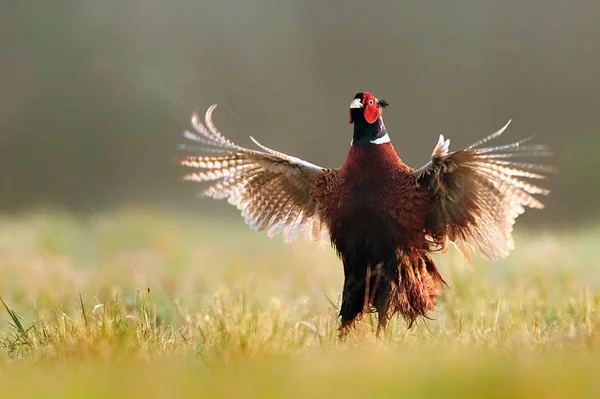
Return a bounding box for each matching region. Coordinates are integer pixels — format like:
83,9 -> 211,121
339,252 -> 446,332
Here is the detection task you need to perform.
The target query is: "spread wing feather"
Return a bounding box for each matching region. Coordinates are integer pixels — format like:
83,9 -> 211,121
179,105 -> 329,244
414,120 -> 552,262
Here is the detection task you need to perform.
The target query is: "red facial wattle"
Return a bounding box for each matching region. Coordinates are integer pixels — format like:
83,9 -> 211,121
362,92 -> 380,124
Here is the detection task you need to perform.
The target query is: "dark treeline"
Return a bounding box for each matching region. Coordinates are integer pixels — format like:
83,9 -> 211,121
1,1 -> 598,225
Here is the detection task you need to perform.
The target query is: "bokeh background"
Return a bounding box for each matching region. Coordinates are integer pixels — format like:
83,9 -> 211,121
1,1 -> 598,225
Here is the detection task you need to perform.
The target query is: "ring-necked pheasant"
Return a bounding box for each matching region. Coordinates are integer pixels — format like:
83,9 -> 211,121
179,92 -> 551,334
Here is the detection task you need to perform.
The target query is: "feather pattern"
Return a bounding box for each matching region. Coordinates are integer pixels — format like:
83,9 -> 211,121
414,120 -> 552,262
179,105 -> 329,244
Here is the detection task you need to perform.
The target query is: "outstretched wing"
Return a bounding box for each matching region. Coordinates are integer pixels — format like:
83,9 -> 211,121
414,120 -> 552,262
179,105 -> 329,244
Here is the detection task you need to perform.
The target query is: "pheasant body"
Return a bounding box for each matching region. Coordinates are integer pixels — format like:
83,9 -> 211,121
179,91 -> 551,334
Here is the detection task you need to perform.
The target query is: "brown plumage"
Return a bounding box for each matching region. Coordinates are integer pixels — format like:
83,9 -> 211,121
179,92 -> 551,335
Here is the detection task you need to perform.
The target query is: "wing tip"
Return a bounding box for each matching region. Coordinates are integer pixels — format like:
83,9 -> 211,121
249,135 -> 261,147
206,103 -> 218,117
431,134 -> 450,158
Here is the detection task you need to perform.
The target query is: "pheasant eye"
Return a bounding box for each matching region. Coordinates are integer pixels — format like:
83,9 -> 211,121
368,99 -> 374,105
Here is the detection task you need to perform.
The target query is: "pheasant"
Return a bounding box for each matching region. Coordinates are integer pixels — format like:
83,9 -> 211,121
179,92 -> 551,334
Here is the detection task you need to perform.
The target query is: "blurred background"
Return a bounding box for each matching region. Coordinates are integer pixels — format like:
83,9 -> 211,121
1,0 -> 598,226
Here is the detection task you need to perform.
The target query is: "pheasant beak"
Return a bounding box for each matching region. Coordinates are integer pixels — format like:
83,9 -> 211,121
350,98 -> 364,109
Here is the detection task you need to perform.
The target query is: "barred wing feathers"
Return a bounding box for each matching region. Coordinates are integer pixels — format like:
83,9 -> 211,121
180,105 -> 329,244
414,120 -> 552,262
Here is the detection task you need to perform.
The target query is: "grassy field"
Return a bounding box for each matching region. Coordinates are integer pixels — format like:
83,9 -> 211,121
0,209 -> 598,398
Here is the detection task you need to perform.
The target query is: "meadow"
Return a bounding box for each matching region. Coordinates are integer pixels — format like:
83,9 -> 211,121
0,209 -> 598,398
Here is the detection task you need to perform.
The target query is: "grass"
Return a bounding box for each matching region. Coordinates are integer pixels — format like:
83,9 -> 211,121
0,208 -> 598,397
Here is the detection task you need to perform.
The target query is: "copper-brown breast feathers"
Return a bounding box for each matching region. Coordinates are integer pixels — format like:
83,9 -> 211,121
179,105 -> 330,244
414,120 -> 552,262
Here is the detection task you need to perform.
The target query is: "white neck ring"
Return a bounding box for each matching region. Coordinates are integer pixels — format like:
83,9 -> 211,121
370,133 -> 390,145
